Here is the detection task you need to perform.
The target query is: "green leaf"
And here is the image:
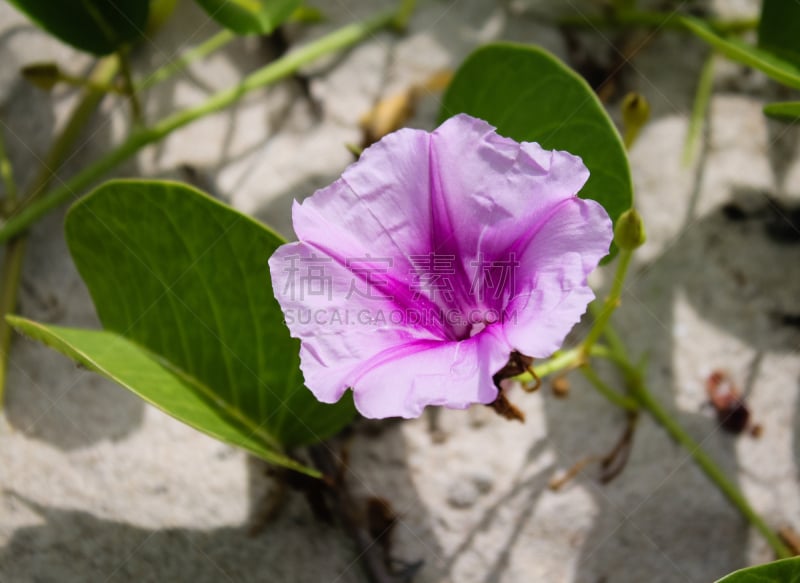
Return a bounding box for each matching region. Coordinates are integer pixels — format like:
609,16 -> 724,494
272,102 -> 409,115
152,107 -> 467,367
680,15 -> 800,90
13,180 -> 356,473
714,556 -> 800,583
7,317 -> 317,475
7,0 -> 148,56
764,101 -> 800,122
758,0 -> 800,66
440,42 -> 633,230
193,0 -> 302,35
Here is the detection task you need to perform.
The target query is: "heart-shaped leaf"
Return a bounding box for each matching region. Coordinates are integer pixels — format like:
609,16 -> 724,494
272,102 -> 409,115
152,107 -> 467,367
680,15 -> 800,90
758,0 -> 800,66
764,101 -> 800,122
7,0 -> 148,55
10,180 -> 356,475
714,556 -> 800,583
440,42 -> 633,229
193,0 -> 302,35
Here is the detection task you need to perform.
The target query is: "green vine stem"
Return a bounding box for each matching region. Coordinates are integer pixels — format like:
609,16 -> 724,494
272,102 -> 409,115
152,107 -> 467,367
0,8 -> 399,244
532,347 -> 582,378
593,304 -> 627,360
117,47 -> 142,124
137,28 -> 236,91
587,307 -> 790,556
579,364 -> 638,412
615,348 -> 793,559
513,341 -> 637,412
0,128 -> 18,208
513,344 -> 611,384
588,267 -> 788,555
0,57 -> 120,408
0,28 -> 240,404
521,323 -> 792,557
0,128 -> 21,407
683,50 -> 715,165
393,0 -> 417,29
581,247 -> 634,360
0,237 -> 25,404
516,239 -> 789,556
23,57 -> 121,205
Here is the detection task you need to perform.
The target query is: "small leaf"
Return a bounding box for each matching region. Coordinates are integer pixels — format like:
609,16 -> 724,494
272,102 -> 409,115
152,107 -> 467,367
13,180 -> 356,473
680,15 -> 800,90
764,101 -> 800,122
20,63 -> 61,92
193,0 -> 302,35
7,0 -> 148,56
758,0 -> 800,66
440,43 -> 633,230
8,317 -> 317,476
714,556 -> 800,583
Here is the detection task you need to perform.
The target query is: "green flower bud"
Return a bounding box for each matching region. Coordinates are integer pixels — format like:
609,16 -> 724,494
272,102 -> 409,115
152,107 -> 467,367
614,208 -> 646,250
621,92 -> 650,149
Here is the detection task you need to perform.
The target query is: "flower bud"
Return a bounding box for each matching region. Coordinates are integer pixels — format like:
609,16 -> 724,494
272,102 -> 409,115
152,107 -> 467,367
621,92 -> 650,149
614,208 -> 646,250
147,0 -> 179,34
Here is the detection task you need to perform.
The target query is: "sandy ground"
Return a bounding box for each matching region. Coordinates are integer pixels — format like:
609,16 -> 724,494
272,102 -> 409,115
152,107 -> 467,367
1,0 -> 799,581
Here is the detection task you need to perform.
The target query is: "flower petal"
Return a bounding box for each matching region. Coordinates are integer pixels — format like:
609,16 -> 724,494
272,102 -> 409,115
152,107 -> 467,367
291,127 -> 432,287
268,241 -> 439,404
502,197 -> 612,357
429,114 -> 590,259
426,115 -> 594,311
351,326 -> 511,419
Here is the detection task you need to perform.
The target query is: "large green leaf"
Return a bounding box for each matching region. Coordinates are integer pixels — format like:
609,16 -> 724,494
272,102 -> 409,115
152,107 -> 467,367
440,43 -> 633,230
193,0 -> 301,35
680,16 -> 800,90
7,318 -> 317,475
763,101 -> 800,122
714,556 -> 800,583
7,0 -> 148,56
758,0 -> 800,66
12,180 -> 355,474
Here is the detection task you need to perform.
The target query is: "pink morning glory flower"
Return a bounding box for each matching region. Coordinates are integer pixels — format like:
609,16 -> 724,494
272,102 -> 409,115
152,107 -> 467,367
268,114 -> 612,419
